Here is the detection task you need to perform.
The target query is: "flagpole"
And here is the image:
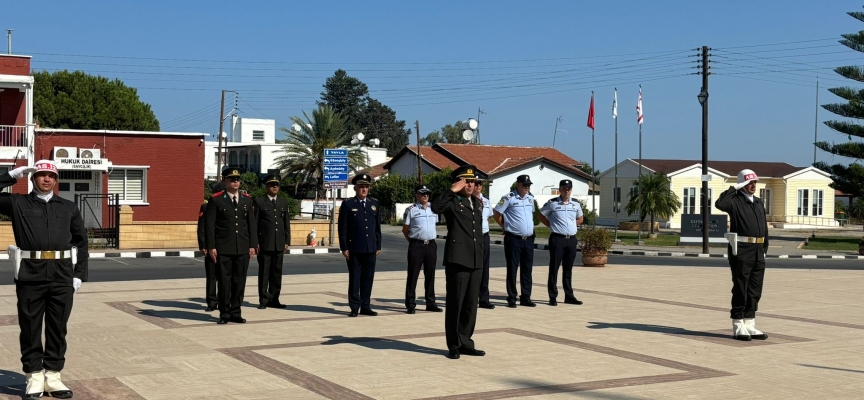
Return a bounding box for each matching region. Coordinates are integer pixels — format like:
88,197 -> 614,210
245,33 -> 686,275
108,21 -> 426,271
591,91 -> 596,225
613,88 -> 619,242
636,85 -> 643,246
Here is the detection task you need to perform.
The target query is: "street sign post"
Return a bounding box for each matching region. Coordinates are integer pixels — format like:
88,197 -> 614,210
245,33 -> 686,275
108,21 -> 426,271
323,148 -> 350,246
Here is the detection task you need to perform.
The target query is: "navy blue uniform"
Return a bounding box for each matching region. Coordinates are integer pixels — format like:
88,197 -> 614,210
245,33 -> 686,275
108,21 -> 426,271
338,196 -> 382,312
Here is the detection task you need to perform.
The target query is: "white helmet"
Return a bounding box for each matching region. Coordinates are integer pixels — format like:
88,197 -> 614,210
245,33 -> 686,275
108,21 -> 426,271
735,169 -> 758,189
33,160 -> 59,178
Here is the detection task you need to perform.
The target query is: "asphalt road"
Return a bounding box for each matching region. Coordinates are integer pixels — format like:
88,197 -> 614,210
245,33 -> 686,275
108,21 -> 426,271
0,232 -> 861,285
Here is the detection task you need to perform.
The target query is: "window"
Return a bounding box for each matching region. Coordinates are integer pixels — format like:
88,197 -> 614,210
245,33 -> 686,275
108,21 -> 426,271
797,189 -> 809,216
60,171 -> 93,180
252,130 -> 265,141
700,188 -> 713,215
229,151 -> 238,166
812,189 -> 823,216
551,188 -> 559,195
683,187 -> 696,214
109,169 -> 147,203
759,188 -> 771,215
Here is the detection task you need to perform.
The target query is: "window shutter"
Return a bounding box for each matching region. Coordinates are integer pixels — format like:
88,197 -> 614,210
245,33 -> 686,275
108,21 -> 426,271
108,172 -> 125,200
126,170 -> 144,201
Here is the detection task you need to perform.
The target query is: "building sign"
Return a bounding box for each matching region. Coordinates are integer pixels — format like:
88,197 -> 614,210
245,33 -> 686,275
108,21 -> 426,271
56,158 -> 110,171
680,214 -> 728,238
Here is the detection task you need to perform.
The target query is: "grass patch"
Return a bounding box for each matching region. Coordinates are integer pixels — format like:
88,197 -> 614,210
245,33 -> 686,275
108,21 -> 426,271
804,236 -> 860,251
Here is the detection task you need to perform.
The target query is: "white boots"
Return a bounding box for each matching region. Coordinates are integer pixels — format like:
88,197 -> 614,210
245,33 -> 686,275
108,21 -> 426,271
744,318 -> 768,340
732,319 -> 751,341
44,370 -> 73,398
24,370 -> 45,399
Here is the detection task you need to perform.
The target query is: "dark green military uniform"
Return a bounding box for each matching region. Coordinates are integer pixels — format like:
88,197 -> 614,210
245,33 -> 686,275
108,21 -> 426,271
254,174 -> 291,308
431,165 -> 484,357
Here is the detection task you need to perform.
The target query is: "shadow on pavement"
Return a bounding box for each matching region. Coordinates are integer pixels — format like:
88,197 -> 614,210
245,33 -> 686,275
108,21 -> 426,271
321,335 -> 443,356
586,321 -> 728,340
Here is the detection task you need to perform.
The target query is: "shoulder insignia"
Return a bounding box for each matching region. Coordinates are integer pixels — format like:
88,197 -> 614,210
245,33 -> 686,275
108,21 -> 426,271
241,192 -> 252,198
545,198 -> 555,204
369,197 -> 378,202
571,198 -> 579,202
407,205 -> 415,210
507,192 -> 514,198
497,198 -> 505,206
211,190 -> 225,198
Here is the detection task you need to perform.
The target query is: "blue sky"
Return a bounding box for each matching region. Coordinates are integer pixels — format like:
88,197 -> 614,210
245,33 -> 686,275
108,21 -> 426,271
4,1 -> 862,172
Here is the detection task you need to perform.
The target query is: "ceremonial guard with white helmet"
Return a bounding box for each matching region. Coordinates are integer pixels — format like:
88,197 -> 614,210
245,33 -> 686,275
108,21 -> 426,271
402,184 -> 442,314
538,179 -> 585,306
715,169 -> 770,341
493,174 -> 538,308
0,160 -> 88,399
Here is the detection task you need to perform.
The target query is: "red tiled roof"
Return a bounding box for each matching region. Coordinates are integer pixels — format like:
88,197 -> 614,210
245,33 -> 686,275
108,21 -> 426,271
367,162 -> 389,179
434,144 -> 582,173
634,159 -> 803,178
382,146 -> 459,171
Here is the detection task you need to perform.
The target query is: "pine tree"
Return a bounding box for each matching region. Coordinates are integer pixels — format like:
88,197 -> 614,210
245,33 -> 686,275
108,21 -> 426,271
815,9 -> 864,198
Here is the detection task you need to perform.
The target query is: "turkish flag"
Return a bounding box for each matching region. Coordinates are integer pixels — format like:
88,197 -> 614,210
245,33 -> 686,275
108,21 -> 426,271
587,94 -> 595,130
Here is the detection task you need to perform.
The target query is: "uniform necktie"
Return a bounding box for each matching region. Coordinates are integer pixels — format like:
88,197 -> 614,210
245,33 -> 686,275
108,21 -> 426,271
272,199 -> 277,208
232,195 -> 238,208
362,200 -> 366,207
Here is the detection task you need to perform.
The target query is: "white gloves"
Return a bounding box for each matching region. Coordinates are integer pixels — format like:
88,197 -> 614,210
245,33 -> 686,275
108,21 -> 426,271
72,278 -> 82,293
9,166 -> 35,180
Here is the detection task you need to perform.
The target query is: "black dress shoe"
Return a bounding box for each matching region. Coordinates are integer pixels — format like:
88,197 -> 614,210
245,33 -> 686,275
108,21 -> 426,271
229,316 -> 246,323
406,309 -> 416,314
506,301 -> 517,308
269,303 -> 287,309
217,318 -> 229,324
348,311 -> 359,317
564,297 -> 583,305
446,349 -> 460,359
459,348 -> 486,356
734,335 -> 752,342
25,394 -> 42,400
520,299 -> 536,307
205,306 -> 217,312
478,302 -> 496,309
426,305 -> 443,312
257,304 -> 267,309
750,333 -> 768,340
549,298 -> 558,306
360,309 -> 378,316
49,390 -> 73,399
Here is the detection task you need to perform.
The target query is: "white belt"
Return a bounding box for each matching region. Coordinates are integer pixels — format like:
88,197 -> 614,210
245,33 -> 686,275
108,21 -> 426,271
20,250 -> 73,260
736,237 -> 765,244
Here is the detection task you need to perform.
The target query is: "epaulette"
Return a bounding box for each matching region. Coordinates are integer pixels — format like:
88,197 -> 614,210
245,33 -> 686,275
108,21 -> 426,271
369,197 -> 378,202
211,190 -> 225,198
406,205 -> 415,210
241,192 -> 252,198
507,192 -> 515,198
571,198 -> 578,202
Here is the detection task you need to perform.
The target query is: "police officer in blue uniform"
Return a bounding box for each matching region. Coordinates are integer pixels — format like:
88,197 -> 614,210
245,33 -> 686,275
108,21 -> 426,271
206,168 -> 258,324
539,179 -> 585,306
472,172 -> 495,309
338,173 -> 382,317
494,174 -> 538,308
402,184 -> 442,314
432,165 -> 485,359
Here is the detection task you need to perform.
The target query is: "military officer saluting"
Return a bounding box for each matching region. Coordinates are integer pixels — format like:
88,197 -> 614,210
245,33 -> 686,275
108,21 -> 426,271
493,174 -> 538,308
338,173 -> 382,317
254,174 -> 291,309
538,179 -> 585,306
432,165 -> 486,359
206,168 -> 258,324
402,184 -> 442,314
472,171 -> 495,309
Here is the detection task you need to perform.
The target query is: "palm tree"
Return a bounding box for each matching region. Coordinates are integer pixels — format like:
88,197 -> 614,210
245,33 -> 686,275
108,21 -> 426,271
273,105 -> 368,199
625,174 -> 681,234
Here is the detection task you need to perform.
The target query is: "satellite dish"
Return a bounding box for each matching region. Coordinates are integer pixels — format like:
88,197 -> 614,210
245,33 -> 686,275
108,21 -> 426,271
369,138 -> 380,147
291,123 -> 301,132
462,129 -> 475,141
356,132 -> 365,141
466,118 -> 478,130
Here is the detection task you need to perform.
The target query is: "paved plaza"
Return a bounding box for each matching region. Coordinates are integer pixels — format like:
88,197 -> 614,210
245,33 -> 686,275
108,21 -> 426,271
0,260 -> 861,399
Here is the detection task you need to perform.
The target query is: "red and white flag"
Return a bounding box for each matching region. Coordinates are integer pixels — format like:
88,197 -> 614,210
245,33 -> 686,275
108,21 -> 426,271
587,92 -> 595,130
636,86 -> 644,125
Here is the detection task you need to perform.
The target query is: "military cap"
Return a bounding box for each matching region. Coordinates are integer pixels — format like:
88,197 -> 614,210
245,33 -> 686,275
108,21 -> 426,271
474,171 -> 490,183
222,168 -> 243,179
451,165 -> 477,181
516,174 -> 533,185
210,181 -> 226,193
559,179 -> 572,188
262,174 -> 281,185
415,184 -> 431,194
352,173 -> 372,185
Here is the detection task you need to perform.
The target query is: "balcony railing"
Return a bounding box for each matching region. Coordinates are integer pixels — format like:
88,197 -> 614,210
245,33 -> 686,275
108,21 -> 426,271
0,125 -> 27,147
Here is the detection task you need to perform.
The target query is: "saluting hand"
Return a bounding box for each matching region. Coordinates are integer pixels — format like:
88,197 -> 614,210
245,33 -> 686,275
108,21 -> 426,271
451,179 -> 466,193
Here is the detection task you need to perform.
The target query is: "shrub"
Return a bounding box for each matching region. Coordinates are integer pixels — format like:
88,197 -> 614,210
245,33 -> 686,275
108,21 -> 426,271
578,226 -> 612,255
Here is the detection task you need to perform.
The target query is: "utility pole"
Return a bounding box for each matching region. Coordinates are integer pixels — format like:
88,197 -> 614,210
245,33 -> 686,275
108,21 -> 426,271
552,115 -> 564,147
477,107 -> 486,144
698,46 -> 711,255
217,90 -> 226,181
814,78 -> 819,165
416,120 -> 423,184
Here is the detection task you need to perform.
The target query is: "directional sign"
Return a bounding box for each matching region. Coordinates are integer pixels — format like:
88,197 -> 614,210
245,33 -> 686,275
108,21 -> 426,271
323,173 -> 349,182
323,157 -> 349,165
324,149 -> 348,157
324,182 -> 348,189
324,165 -> 350,174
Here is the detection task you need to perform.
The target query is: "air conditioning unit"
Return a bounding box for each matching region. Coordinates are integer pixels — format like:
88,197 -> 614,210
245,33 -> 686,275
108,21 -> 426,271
53,147 -> 77,159
79,148 -> 101,159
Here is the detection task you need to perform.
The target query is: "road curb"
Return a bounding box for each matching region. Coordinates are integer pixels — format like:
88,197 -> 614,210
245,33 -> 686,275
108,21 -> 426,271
434,235 -> 864,260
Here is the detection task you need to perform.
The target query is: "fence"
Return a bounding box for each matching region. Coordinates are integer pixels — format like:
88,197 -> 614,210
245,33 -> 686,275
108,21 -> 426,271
75,193 -> 120,248
0,125 -> 27,147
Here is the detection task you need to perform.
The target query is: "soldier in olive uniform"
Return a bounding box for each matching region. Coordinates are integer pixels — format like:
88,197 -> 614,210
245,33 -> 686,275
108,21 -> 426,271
338,173 -> 382,317
254,174 -> 291,309
197,181 -> 224,312
206,168 -> 258,324
432,165 -> 486,360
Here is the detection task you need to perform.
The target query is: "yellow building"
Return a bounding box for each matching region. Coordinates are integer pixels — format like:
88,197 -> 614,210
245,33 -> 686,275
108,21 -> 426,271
598,159 -> 837,229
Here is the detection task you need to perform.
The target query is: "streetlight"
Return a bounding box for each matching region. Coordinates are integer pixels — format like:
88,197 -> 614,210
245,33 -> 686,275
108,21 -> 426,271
698,87 -> 709,255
